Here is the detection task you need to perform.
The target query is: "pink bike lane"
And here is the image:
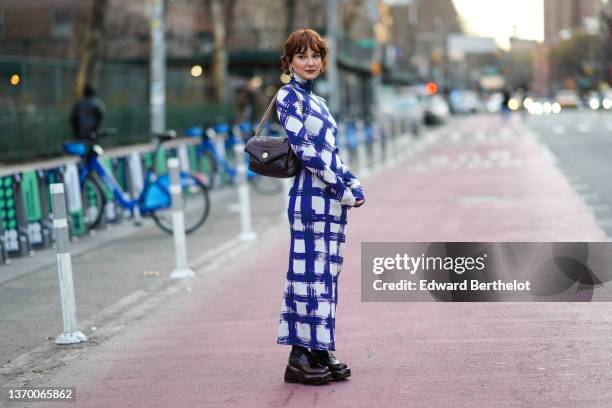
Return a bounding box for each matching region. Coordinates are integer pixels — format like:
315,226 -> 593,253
34,116 -> 612,408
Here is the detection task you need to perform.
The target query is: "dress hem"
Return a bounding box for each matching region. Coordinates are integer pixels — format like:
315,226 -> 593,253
277,338 -> 336,351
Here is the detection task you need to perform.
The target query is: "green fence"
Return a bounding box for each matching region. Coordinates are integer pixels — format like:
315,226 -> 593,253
0,56 -> 233,163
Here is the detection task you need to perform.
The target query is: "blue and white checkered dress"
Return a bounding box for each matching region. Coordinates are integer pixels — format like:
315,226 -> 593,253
276,74 -> 365,351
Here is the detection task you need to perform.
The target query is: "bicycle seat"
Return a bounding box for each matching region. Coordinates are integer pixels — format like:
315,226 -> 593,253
153,130 -> 177,142
185,126 -> 204,138
63,140 -> 91,157
238,122 -> 253,134
212,123 -> 229,134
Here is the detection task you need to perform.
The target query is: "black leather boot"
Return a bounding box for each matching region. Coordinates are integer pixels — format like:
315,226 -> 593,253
310,349 -> 351,381
284,346 -> 333,385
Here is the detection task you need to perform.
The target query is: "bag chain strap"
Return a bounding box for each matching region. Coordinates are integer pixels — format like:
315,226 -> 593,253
253,88 -> 303,137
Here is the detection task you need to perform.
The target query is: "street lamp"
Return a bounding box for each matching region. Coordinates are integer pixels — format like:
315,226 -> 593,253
190,65 -> 203,77
10,74 -> 20,86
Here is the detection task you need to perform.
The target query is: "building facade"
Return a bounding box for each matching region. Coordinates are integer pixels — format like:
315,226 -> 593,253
544,0 -> 603,45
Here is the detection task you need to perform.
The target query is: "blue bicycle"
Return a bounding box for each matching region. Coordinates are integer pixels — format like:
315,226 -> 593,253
187,123 -> 283,195
63,130 -> 210,234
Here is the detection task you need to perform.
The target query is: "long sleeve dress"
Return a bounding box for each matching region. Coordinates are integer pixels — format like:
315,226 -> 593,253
276,73 -> 365,351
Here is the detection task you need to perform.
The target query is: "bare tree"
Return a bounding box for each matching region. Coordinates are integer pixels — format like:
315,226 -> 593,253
75,0 -> 108,98
341,0 -> 363,39
207,0 -> 228,102
224,0 -> 238,45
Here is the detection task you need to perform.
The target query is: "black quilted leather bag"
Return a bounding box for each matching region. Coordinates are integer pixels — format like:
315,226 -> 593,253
244,91 -> 302,178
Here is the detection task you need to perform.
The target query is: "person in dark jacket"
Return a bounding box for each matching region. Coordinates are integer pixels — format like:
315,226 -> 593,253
70,85 -> 106,140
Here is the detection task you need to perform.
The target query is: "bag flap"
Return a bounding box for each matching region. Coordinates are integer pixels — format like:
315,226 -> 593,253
244,136 -> 291,164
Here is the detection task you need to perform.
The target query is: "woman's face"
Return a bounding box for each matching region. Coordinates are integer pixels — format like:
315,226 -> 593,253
290,47 -> 322,81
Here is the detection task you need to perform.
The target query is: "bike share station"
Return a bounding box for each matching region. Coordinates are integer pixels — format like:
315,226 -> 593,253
0,114 -> 417,344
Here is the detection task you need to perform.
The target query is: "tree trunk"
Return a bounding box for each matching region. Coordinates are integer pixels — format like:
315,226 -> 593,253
209,0 -> 228,103
342,1 -> 362,39
224,0 -> 237,45
75,0 -> 108,98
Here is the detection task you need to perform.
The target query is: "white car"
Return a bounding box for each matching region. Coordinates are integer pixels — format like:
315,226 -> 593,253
423,95 -> 450,124
450,90 -> 483,114
485,92 -> 504,113
555,90 -> 579,109
600,92 -> 612,110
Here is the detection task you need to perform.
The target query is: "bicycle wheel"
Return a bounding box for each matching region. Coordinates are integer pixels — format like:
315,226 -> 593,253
249,175 -> 283,195
151,173 -> 210,234
81,174 -> 106,230
197,150 -> 218,189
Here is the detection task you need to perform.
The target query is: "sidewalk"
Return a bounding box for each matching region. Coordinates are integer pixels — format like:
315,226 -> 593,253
3,115 -> 611,408
0,183 -> 285,368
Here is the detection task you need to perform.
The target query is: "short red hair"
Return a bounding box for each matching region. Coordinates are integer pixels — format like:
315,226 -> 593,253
281,29 -> 328,74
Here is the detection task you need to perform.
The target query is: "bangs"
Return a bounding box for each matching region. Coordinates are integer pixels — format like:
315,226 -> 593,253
295,34 -> 324,55
288,30 -> 327,56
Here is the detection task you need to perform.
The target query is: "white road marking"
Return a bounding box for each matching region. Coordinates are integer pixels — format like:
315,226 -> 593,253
577,124 -> 590,133
553,125 -> 565,135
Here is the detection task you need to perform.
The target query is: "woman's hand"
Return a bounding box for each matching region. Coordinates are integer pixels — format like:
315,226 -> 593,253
353,199 -> 365,208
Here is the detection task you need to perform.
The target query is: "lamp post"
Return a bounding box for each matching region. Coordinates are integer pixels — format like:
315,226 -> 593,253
326,0 -> 340,116
150,0 -> 166,134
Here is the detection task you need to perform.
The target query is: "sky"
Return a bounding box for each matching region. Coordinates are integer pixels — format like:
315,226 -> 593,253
452,0 -> 544,49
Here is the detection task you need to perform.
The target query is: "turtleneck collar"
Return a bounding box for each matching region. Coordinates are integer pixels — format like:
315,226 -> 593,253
290,72 -> 313,93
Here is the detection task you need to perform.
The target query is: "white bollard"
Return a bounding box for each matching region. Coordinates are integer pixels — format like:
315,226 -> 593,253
356,120 -> 370,178
63,163 -> 85,236
393,118 -> 404,162
396,119 -> 409,162
371,121 -> 383,173
214,129 -> 227,184
403,119 -> 414,159
50,183 -> 87,345
167,158 -> 195,279
234,143 -> 257,241
206,128 -> 223,188
177,144 -> 191,172
128,152 -> 144,225
388,118 -> 398,166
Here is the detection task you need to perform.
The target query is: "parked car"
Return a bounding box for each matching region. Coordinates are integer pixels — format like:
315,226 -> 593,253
377,86 -> 425,135
423,94 -> 450,125
395,93 -> 425,134
485,92 -> 504,113
554,89 -> 579,109
586,91 -> 605,110
603,91 -> 612,110
449,90 -> 483,114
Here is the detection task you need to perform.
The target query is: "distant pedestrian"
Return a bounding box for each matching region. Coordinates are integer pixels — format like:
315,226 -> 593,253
234,81 -> 260,126
70,85 -> 106,140
275,28 -> 365,385
501,88 -> 511,125
517,89 -> 529,122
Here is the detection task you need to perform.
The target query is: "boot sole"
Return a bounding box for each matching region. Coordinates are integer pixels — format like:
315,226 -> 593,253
284,365 -> 333,385
331,367 -> 351,381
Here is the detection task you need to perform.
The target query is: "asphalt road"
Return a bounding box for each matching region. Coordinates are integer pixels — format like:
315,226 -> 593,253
527,109 -> 612,238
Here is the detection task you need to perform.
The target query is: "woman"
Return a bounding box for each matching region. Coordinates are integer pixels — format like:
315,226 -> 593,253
275,29 -> 365,385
